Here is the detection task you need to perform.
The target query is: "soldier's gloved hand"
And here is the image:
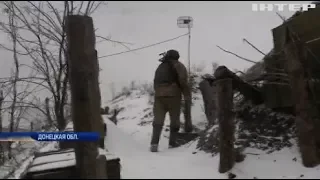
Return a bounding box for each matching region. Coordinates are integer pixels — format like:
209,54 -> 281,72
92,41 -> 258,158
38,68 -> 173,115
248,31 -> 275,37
184,99 -> 193,133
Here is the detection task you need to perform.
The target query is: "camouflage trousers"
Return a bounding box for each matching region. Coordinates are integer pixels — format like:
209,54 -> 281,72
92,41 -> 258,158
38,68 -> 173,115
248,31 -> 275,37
153,96 -> 181,131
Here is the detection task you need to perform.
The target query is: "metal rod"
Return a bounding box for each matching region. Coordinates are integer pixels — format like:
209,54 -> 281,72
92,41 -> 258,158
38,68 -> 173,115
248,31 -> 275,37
188,25 -> 192,104
188,25 -> 191,78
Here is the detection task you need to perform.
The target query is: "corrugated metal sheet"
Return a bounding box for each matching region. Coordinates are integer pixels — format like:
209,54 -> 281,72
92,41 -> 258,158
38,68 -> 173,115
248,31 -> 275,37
272,8 -> 320,53
263,8 -> 320,108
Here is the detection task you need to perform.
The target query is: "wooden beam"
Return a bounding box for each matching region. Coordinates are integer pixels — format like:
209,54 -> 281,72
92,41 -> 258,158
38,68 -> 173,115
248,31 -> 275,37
216,78 -> 235,173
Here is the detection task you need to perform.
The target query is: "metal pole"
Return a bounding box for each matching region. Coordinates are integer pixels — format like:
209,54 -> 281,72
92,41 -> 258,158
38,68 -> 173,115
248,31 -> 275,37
188,25 -> 192,104
188,25 -> 191,78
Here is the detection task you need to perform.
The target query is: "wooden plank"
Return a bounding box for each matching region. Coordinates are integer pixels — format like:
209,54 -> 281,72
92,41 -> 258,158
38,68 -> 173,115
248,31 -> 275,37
284,31 -> 320,167
23,157 -> 121,179
34,149 -> 74,158
96,155 -> 107,178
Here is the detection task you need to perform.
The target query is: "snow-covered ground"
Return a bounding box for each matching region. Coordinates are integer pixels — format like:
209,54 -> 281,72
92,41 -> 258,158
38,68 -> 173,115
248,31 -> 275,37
105,90 -> 320,179
1,141 -> 59,179
4,89 -> 320,179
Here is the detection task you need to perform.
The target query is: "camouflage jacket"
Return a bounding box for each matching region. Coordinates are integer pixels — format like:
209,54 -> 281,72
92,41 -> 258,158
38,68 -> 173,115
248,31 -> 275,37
153,60 -> 191,101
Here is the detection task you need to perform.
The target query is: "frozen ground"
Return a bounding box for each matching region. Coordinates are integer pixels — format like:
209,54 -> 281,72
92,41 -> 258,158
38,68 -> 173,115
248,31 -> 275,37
105,90 -> 320,179
4,89 -> 320,179
1,141 -> 59,179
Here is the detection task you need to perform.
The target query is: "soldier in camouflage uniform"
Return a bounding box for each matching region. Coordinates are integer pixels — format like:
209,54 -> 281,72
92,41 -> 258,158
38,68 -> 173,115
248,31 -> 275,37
150,49 -> 193,152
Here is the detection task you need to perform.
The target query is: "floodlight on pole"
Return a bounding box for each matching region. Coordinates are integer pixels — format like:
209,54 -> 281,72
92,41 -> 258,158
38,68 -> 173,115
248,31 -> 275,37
177,16 -> 193,78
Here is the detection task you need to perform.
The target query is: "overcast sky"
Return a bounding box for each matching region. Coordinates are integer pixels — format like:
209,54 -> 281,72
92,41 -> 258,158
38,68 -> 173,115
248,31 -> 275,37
0,1 -> 312,105
94,1 -> 313,104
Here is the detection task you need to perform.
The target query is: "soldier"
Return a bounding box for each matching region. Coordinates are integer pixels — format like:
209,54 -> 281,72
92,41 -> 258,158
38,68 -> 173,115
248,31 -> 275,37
150,49 -> 193,152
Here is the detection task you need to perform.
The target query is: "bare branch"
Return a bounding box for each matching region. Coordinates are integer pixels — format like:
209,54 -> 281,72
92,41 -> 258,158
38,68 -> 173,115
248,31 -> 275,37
0,1 -> 114,133
77,1 -> 84,14
90,2 -> 106,15
243,38 -> 266,56
2,102 -> 47,117
85,1 -> 91,16
216,45 -> 258,64
70,1 -> 74,15
306,37 -> 320,44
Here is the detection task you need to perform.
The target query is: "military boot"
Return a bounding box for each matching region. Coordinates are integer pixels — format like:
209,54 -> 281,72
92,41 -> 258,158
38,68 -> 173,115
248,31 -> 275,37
169,127 -> 180,148
184,122 -> 193,133
150,125 -> 162,152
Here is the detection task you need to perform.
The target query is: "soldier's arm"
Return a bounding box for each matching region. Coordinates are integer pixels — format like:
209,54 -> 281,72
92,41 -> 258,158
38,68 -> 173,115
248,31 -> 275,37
153,70 -> 158,91
174,62 -> 191,100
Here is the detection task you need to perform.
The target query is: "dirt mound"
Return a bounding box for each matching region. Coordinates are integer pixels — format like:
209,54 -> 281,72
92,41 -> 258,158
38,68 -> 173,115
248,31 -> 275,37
197,103 -> 296,155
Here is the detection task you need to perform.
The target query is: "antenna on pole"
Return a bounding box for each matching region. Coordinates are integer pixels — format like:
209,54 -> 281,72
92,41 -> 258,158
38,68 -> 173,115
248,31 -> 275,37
177,16 -> 193,79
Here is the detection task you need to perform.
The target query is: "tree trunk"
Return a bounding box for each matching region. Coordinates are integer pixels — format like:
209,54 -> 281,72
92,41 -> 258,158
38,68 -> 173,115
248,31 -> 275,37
30,122 -> 34,132
199,79 -> 217,125
284,31 -> 320,167
0,91 -> 3,164
45,97 -> 53,127
0,91 -> 3,133
216,78 -> 235,173
66,15 -> 107,179
55,103 -> 66,131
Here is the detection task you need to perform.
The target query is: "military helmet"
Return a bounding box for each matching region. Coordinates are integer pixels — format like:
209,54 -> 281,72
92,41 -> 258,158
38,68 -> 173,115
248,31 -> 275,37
165,49 -> 180,60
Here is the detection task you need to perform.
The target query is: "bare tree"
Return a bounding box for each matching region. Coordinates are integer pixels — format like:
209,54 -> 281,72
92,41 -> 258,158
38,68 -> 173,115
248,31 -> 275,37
0,91 -> 3,133
0,1 -> 125,131
0,90 -> 4,164
45,97 -> 53,127
1,1 -> 21,159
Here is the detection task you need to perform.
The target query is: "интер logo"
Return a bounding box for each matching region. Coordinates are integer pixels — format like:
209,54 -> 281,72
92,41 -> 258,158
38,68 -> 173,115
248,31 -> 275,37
252,3 -> 316,12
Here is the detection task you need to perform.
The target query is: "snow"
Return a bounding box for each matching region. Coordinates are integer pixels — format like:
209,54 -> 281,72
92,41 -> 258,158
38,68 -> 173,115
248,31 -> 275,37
3,142 -> 58,179
105,90 -> 225,178
107,90 -> 207,145
7,157 -> 34,179
64,122 -> 74,131
104,89 -> 320,179
29,159 -> 74,173
28,149 -> 75,173
104,119 -> 225,179
234,147 -> 320,179
5,89 -> 320,179
28,149 -> 117,172
27,147 -> 118,173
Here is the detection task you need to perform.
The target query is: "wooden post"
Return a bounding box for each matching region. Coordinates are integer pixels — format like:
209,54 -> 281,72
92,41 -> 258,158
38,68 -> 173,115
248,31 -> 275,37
284,29 -> 320,167
96,154 -> 108,178
216,78 -> 235,173
214,66 -> 263,105
199,79 -> 217,125
66,15 -> 107,178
